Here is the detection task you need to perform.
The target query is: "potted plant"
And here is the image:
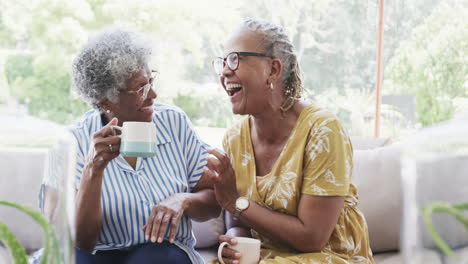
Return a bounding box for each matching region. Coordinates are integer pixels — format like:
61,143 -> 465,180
422,202 -> 468,261
0,200 -> 63,264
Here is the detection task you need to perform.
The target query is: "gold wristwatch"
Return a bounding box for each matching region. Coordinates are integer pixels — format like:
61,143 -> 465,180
233,197 -> 250,221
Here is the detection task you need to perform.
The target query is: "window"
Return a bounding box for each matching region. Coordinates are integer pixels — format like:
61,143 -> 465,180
1,0 -> 466,139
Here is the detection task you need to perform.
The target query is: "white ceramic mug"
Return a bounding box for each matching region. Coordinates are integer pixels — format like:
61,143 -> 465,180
218,237 -> 261,264
111,122 -> 157,157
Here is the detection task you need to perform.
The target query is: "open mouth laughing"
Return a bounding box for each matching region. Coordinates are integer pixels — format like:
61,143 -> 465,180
225,83 -> 242,96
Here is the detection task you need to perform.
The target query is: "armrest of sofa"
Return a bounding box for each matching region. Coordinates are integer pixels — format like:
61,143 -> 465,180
351,136 -> 393,150
352,145 -> 402,253
0,148 -> 47,251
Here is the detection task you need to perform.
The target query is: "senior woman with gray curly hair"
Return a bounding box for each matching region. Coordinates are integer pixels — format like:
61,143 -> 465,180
38,28 -> 220,264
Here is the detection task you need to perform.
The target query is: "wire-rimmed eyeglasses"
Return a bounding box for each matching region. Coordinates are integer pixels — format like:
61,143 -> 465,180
121,70 -> 159,100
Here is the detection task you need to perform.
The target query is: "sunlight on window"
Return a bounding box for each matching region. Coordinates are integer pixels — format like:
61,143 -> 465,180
1,0 -> 466,140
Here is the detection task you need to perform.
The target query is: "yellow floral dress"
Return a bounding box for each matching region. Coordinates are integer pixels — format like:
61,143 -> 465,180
222,105 -> 375,264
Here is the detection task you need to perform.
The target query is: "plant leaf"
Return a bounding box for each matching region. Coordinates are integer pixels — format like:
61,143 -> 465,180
420,201 -> 468,260
0,221 -> 28,264
0,200 -> 63,264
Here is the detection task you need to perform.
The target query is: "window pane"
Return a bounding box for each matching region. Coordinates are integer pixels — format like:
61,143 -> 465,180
2,0 -> 465,140
383,0 -> 468,138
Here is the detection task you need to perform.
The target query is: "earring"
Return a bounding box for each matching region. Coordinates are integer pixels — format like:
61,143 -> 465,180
280,86 -> 296,113
106,109 -> 111,114
284,87 -> 293,97
270,83 -> 273,90
280,97 -> 295,113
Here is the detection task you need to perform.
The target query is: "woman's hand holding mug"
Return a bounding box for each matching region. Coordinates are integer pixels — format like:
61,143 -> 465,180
111,121 -> 157,157
88,117 -> 121,172
218,235 -> 261,264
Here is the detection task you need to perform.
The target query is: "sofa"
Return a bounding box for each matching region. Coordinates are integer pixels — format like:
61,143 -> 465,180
0,131 -> 466,264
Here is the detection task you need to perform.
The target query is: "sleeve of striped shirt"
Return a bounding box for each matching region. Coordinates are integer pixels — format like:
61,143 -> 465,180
39,145 -> 62,212
180,113 -> 209,191
69,129 -> 86,192
39,128 -> 86,211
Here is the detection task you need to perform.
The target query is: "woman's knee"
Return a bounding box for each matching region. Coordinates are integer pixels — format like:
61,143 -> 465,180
126,242 -> 191,264
75,247 -> 127,264
75,248 -> 95,264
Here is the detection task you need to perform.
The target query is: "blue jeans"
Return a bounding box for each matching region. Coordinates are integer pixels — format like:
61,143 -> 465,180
75,242 -> 192,264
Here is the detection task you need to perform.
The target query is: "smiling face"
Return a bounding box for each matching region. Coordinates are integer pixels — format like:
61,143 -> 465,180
104,67 -> 157,124
220,30 -> 273,115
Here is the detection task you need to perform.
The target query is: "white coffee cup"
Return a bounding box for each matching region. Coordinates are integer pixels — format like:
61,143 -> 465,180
111,122 -> 157,157
218,237 -> 261,264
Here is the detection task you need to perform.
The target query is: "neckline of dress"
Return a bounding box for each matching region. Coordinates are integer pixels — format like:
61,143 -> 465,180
247,105 -> 314,191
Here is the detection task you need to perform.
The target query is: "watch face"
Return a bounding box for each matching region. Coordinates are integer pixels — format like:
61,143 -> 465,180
236,197 -> 249,210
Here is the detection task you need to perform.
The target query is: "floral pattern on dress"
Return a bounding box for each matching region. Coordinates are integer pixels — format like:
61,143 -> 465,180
223,106 -> 375,264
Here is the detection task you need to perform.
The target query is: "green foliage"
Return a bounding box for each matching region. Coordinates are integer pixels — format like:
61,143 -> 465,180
0,222 -> 28,264
384,2 -> 468,126
0,0 -> 464,131
4,54 -> 34,86
421,202 -> 468,260
312,88 -> 409,138
0,200 -> 63,264
173,93 -> 203,121
302,0 -> 377,93
1,0 -> 241,125
5,53 -> 89,124
173,87 -> 241,128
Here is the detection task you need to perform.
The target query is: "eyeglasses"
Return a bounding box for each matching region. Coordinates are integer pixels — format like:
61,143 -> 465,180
212,52 -> 272,75
121,70 -> 159,101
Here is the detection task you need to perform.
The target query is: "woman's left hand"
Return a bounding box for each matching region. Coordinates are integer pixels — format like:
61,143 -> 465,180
207,148 -> 240,213
142,193 -> 190,244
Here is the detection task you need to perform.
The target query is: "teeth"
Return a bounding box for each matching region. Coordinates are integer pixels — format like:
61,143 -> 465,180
225,83 -> 242,91
142,106 -> 152,109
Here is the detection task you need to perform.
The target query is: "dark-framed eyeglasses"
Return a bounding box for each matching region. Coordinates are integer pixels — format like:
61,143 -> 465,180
121,70 -> 159,100
212,52 -> 272,75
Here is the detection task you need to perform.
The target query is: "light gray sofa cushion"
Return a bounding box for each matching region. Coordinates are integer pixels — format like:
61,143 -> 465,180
444,246 -> 468,264
192,212 -> 225,248
198,247 -> 218,263
351,136 -> 392,150
415,156 -> 468,250
352,145 -> 402,253
0,245 -> 11,264
373,249 -> 443,264
0,148 -> 47,251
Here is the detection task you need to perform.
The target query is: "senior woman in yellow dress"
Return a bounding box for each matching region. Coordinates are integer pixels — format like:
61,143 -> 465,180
37,28 -> 220,264
207,19 -> 375,264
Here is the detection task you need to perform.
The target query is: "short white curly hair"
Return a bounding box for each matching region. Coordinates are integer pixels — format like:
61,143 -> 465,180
72,28 -> 152,109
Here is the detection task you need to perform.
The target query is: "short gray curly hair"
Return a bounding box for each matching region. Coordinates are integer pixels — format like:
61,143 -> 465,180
240,19 -> 303,111
72,28 -> 152,109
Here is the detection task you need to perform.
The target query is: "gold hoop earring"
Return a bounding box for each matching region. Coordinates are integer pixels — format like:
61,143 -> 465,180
280,86 -> 297,113
284,87 -> 293,97
280,97 -> 295,112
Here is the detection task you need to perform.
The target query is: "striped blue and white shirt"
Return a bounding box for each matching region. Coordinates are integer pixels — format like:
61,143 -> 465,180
62,104 -> 207,263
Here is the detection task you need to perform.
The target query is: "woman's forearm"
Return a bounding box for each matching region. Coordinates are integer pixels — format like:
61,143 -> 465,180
234,202 -> 324,252
75,164 -> 104,251
184,189 -> 221,222
226,226 -> 251,237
